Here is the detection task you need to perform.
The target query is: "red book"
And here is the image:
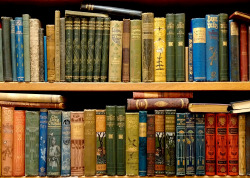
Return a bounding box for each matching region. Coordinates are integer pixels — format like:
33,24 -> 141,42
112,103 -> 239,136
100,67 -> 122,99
147,114 -> 155,176
13,110 -> 25,176
205,113 -> 216,175
240,23 -> 248,81
216,113 -> 227,175
227,113 -> 238,175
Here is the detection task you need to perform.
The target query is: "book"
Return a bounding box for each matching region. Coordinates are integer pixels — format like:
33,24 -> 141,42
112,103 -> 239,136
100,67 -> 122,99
23,14 -> 30,82
246,113 -> 250,175
188,103 -> 229,113
0,28 -> 3,82
60,18 -> 65,82
139,111 -> 147,176
231,99 -> 250,109
239,114 -> 246,175
229,11 -> 250,23
0,107 -> 1,176
80,17 -> 88,82
0,101 -> 65,109
44,36 -> 47,82
147,114 -> 155,176
39,28 -> 44,82
185,47 -> 189,82
46,25 -> 55,82
55,10 -> 61,82
188,32 -> 193,82
73,17 -> 80,82
240,23 -> 248,81
65,16 -> 73,82
10,19 -> 16,82
122,19 -> 130,82
133,91 -> 193,99
231,108 -> 250,113
65,10 -> 109,18
248,25 -> 250,80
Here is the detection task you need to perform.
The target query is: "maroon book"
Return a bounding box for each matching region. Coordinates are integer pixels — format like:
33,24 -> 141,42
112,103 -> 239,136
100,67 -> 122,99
147,114 -> 155,176
240,23 -> 248,81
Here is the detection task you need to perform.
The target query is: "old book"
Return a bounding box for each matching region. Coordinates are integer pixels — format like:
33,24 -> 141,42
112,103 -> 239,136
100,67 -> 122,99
231,99 -> 250,109
60,18 -> 65,82
44,36 -> 47,82
133,91 -> 193,99
25,111 -> 39,176
249,26 -> 250,81
73,17 -> 80,82
10,19 -> 16,81
147,114 -> 155,176
55,10 -> 60,82
188,103 -> 229,113
0,107 -> 1,175
126,113 -> 139,176
239,114 -> 246,175
39,28 -> 44,82
240,23 -> 248,81
142,13 -> 154,82
80,18 -> 88,82
229,11 -> 250,23
185,46 -> 189,82
246,113 -> 250,175
23,14 -> 30,82
84,110 -> 96,176
130,19 -> 142,82
127,98 -> 189,110
46,25 -> 55,82
0,28 -> 3,82
188,32 -> 193,81
2,107 -> 14,176
231,108 -> 250,113
109,20 -> 123,82
65,10 -> 109,18
65,16 -> 73,82
122,19 -> 130,82
71,111 -> 84,176
13,110 -> 25,176
47,110 -> 62,176
139,111 -> 147,176
154,17 -> 166,82
0,101 -> 65,109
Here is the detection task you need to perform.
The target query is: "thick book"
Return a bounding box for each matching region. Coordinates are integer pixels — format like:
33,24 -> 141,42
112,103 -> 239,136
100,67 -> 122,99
65,10 -> 109,18
246,113 -> 250,175
127,98 -> 189,110
10,19 -> 16,81
65,16 -> 73,82
44,36 -> 47,82
188,103 -> 229,113
147,114 -> 155,176
239,114 -> 246,175
139,111 -> 147,176
23,14 -> 30,82
73,17 -> 80,82
39,28 -> 44,82
60,18 -> 65,82
188,32 -> 193,82
80,18 -> 88,82
0,101 -> 65,109
240,23 -> 248,81
55,10 -> 61,82
0,28 -> 3,82
122,19 -> 130,82
46,25 -> 55,82
133,91 -> 193,99
229,11 -> 250,23
231,99 -> 250,109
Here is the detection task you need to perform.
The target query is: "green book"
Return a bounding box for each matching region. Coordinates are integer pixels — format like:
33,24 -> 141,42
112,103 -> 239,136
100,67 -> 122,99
116,106 -> 126,175
73,17 -> 80,82
60,18 -> 66,82
175,13 -> 185,82
166,14 -> 175,82
80,18 -> 88,82
47,110 -> 62,176
126,113 -> 139,176
23,14 -> 30,82
65,16 -> 73,82
25,111 -> 39,176
0,29 -> 3,81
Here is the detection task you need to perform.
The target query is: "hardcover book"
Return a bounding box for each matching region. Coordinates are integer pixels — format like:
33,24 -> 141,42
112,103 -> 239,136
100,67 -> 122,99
122,19 -> 130,82
0,107 -> 1,175
139,111 -> 147,176
246,113 -> 250,175
239,114 -> 246,175
133,91 -> 193,99
55,10 -> 61,82
23,14 -> 30,82
80,18 -> 88,82
10,19 -> 16,82
46,25 -> 55,82
188,32 -> 193,82
0,29 -> 3,81
73,17 -> 80,82
60,18 -> 65,82
65,16 -> 73,82
39,28 -> 44,82
188,103 -> 229,113
240,23 -> 248,81
147,114 -> 155,176
44,36 -> 47,82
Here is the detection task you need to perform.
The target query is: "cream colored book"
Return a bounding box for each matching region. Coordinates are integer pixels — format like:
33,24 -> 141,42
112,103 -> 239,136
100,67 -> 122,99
65,10 -> 108,18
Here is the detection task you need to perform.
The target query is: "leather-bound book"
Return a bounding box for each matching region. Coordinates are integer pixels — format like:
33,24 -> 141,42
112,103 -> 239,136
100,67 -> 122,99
10,19 -> 16,81
55,10 -> 61,82
22,14 -> 30,81
239,114 -> 246,175
65,16 -> 73,82
73,17 -> 80,82
0,28 -> 3,82
60,18 -> 65,82
139,111 -> 147,176
246,113 -> 250,175
147,114 -> 155,176
46,25 -> 55,82
122,19 -> 130,82
240,23 -> 248,81
133,91 -> 193,99
80,18 -> 88,82
39,28 -> 44,82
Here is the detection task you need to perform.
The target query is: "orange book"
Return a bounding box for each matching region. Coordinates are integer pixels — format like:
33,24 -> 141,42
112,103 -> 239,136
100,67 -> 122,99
13,110 -> 25,176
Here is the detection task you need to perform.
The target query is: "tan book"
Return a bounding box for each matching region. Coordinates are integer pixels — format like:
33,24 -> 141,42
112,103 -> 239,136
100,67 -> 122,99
46,25 -> 55,82
55,10 -> 61,82
239,114 -> 246,175
65,10 -> 109,18
188,103 -> 229,113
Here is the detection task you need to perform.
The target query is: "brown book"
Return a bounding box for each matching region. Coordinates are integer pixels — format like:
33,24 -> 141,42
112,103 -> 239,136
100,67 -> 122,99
127,98 -> 189,110
133,91 -> 193,99
0,101 -> 65,109
240,23 -> 248,81
229,11 -> 250,23
2,107 -> 14,176
13,110 -> 25,176
147,114 -> 155,176
122,19 -> 130,82
46,25 -> 55,82
188,103 -> 229,113
248,26 -> 250,81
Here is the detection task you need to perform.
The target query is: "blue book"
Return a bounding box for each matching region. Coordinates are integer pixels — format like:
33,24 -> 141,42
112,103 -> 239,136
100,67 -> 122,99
192,18 -> 206,81
139,111 -> 147,176
10,19 -> 17,81
195,113 -> 205,175
188,32 -> 193,82
206,15 -> 219,81
15,17 -> 25,82
44,36 -> 47,82
39,109 -> 48,176
61,111 -> 71,176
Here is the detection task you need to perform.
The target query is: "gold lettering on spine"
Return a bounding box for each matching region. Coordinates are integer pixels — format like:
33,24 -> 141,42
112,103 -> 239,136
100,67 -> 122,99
139,123 -> 147,137
193,27 -> 206,43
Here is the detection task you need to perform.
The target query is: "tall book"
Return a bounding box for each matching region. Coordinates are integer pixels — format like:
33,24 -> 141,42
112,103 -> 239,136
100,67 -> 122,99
122,19 -> 130,82
126,113 -> 139,176
73,17 -> 80,82
60,18 -> 65,82
44,36 -> 47,82
188,32 -> 193,82
239,114 -> 246,175
23,14 -> 30,82
65,16 -> 73,82
147,114 -> 155,176
47,110 -> 62,176
39,28 -> 44,82
139,111 -> 147,176
0,28 -> 3,82
46,25 -> 55,82
10,19 -> 16,81
246,113 -> 250,175
240,23 -> 248,81
55,10 -> 61,82
80,18 -> 88,82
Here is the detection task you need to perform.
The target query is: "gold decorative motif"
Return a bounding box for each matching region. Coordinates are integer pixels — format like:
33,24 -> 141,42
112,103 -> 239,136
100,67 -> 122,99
155,101 -> 167,107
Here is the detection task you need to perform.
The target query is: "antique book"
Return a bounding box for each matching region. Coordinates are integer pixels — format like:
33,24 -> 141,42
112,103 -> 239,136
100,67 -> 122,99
0,28 -> 3,82
2,107 -> 14,176
65,10 -> 109,18
133,91 -> 193,99
240,23 -> 248,81
188,103 -> 229,113
10,19 -> 16,81
142,13 -> 154,82
185,46 -> 189,82
249,26 -> 250,80
127,98 -> 189,110
60,18 -> 65,82
13,110 -> 25,176
47,110 -> 62,176
25,111 -> 39,176
80,18 -> 88,82
0,101 -> 65,109
46,25 -> 55,82
130,19 -> 142,82
0,107 -> 1,175
44,36 -> 47,82
229,11 -> 250,23
84,110 -> 96,176
139,111 -> 147,176
246,113 -> 250,175
39,28 -> 44,82
122,19 -> 130,82
126,113 -> 139,176
188,32 -> 193,81
65,16 -> 73,82
239,114 -> 246,175
73,17 -> 80,82
55,10 -> 61,82
147,114 -> 155,176
231,99 -> 250,109
231,108 -> 250,113
109,20 -> 123,82
23,14 -> 30,81
71,111 -> 84,176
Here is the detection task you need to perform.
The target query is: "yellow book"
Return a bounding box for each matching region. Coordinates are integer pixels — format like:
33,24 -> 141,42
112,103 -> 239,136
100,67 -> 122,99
239,114 -> 246,175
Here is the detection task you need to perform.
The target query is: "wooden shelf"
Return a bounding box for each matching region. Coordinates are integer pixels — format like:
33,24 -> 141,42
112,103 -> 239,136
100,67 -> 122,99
0,82 -> 250,92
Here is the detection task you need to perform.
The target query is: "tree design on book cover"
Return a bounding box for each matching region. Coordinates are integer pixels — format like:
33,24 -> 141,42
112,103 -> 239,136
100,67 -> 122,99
155,132 -> 164,173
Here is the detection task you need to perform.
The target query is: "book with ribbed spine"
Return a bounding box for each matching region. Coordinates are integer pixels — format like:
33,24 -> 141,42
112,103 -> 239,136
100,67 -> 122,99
80,18 -> 88,82
122,19 -> 130,82
240,24 -> 248,81
65,16 -> 73,82
72,17 -> 80,82
10,19 -> 17,81
239,114 -> 246,175
23,14 -> 30,82
55,10 -> 60,82
39,28 -> 44,82
246,113 -> 250,175
139,111 -> 147,176
188,32 -> 193,81
46,25 -> 55,82
0,28 -> 3,82
147,114 -> 155,176
60,18 -> 65,82
65,10 -> 109,18
0,101 -> 65,109
133,91 -> 193,99
44,36 -> 47,82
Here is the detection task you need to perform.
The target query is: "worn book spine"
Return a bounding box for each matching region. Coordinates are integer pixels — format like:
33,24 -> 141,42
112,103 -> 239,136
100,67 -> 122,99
23,14 -> 30,81
80,18 -> 88,82
55,10 -> 60,82
139,111 -> 147,176
165,109 -> 176,176
130,20 -> 142,82
246,113 -> 250,175
93,17 -> 104,82
47,110 -> 62,176
61,111 -> 71,176
240,23 -> 248,81
84,110 -> 96,176
0,101 -> 65,109
188,32 -> 193,82
142,13 -> 154,82
46,25 -> 55,82
122,19 -> 130,82
10,19 -> 16,81
239,114 -> 246,175
39,109 -> 48,177
70,111 -> 84,176
100,17 -> 110,82
219,13 -> 229,81
44,36 -> 47,82
109,20 -> 123,82
126,113 -> 139,176
2,107 -> 14,176
73,17 -> 80,82
65,16 -> 73,82
116,106 -> 126,175
25,111 -> 39,176
133,91 -> 193,99
185,46 -> 189,82
39,28 -> 44,82
147,114 -> 155,176
0,28 -> 3,82
13,110 -> 25,176
96,110 -> 106,175
60,18 -> 65,82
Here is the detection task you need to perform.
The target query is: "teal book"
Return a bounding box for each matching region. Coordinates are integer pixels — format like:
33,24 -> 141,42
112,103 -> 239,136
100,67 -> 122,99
10,19 -> 17,81
73,17 -> 80,82
65,16 -> 73,82
139,111 -> 147,176
0,28 -> 4,81
23,14 -> 30,82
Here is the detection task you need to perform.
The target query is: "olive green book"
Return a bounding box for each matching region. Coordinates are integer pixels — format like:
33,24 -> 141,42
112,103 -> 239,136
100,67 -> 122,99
73,17 -> 80,82
80,18 -> 88,82
65,16 -> 73,82
46,25 -> 55,82
55,10 -> 61,82
60,18 -> 66,82
23,14 -> 30,82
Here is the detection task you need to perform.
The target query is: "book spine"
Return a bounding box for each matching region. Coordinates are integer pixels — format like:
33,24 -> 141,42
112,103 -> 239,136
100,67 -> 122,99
246,113 -> 250,175
80,18 -> 88,82
240,23 -> 248,81
60,18 -> 65,82
0,101 -> 65,109
116,106 -> 126,175
219,13 -> 229,81
70,111 -> 84,176
133,91 -> 193,99
39,28 -> 44,82
239,114 -> 246,175
188,32 -> 193,82
44,36 -> 47,82
15,17 -> 24,82
109,20 -> 123,82
249,26 -> 250,80
93,17 -> 104,82
147,114 -> 155,176
192,18 -> 206,81
0,107 -> 2,176
61,111 -> 71,176
206,15 -> 219,81
25,111 -> 39,176
55,10 -> 60,82
126,113 -> 139,176
47,110 -> 62,176
65,16 -> 73,82
13,110 -> 25,176
96,110 -> 106,175
46,25 -> 55,82
130,20 -> 142,82
22,14 -> 30,82
84,110 -> 96,176
0,28 -> 3,82
72,17 -> 80,82
39,109 -> 48,177
185,46 -> 189,82
142,13 -> 154,82
139,111 -> 147,176
10,19 -> 17,81
122,19 -> 130,82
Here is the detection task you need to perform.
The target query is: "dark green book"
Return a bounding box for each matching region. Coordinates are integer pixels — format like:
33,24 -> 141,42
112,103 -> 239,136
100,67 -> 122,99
80,18 -> 88,82
47,110 -> 62,176
106,105 -> 116,175
175,13 -> 185,82
25,111 -> 39,176
73,17 -> 80,82
65,16 -> 73,82
23,14 -> 30,82
166,14 -> 175,82
0,29 -> 3,81
87,17 -> 96,82
116,106 -> 126,175
93,17 -> 104,82
219,13 -> 229,81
